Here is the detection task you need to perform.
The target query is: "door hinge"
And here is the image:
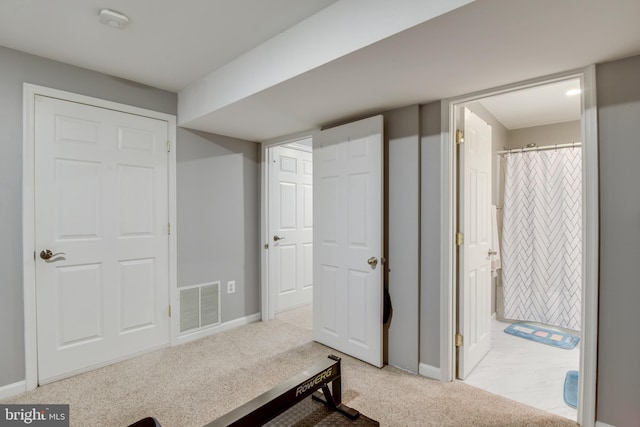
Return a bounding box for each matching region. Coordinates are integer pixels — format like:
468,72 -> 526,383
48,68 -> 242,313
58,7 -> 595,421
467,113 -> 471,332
168,223 -> 171,235
456,232 -> 464,246
167,140 -> 171,152
168,305 -> 172,317
456,130 -> 465,145
455,333 -> 464,347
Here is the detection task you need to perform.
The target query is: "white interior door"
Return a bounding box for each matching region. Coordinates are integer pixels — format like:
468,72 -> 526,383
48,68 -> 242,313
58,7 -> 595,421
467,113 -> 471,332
458,107 -> 492,379
313,115 -> 384,368
34,95 -> 170,383
269,143 -> 313,314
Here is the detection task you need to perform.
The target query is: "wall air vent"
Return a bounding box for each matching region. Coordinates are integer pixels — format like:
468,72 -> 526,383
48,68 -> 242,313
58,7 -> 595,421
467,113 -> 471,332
179,281 -> 221,333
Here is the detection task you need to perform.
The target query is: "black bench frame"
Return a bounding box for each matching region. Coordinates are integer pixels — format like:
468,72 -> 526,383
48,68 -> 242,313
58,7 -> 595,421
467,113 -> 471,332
204,355 -> 359,426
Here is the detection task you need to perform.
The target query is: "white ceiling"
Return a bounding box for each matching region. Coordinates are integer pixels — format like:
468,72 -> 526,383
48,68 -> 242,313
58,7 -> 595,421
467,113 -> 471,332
0,0 -> 338,91
2,0 -> 640,140
479,79 -> 582,130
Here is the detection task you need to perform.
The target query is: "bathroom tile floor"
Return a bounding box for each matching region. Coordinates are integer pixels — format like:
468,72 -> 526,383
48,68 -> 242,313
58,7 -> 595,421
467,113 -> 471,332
463,317 -> 579,421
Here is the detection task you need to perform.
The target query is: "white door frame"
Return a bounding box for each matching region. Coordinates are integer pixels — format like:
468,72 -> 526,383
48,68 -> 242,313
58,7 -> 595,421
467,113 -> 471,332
260,130 -> 317,321
439,66 -> 598,427
22,84 -> 178,390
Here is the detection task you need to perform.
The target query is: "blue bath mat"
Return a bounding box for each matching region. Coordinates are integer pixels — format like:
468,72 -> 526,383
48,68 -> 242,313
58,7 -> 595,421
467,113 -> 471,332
564,370 -> 579,408
503,323 -> 579,349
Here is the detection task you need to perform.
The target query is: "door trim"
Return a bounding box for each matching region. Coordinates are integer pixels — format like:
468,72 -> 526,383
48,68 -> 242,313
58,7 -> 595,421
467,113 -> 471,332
440,65 -> 598,427
260,130 -> 317,321
22,83 -> 178,390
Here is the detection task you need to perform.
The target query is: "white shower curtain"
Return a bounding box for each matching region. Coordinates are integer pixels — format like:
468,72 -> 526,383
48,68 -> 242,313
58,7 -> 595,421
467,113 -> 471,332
501,147 -> 582,331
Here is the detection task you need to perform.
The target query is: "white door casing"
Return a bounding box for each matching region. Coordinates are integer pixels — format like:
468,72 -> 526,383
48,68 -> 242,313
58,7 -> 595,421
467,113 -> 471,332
269,144 -> 314,313
458,107 -> 492,379
312,115 -> 384,368
34,95 -> 171,383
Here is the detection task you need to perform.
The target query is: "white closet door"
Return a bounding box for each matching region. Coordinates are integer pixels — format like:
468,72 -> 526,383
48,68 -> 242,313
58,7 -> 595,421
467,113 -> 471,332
35,96 -> 170,383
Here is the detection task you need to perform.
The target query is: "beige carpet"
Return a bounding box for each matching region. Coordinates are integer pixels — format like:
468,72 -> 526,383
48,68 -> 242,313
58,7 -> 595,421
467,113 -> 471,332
3,306 -> 577,426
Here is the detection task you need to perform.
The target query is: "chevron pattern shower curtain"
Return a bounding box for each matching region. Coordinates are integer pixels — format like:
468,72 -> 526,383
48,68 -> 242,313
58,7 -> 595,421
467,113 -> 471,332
502,147 -> 582,331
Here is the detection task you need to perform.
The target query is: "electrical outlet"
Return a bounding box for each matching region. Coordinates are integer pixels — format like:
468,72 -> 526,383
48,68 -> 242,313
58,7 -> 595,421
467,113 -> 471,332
227,280 -> 236,294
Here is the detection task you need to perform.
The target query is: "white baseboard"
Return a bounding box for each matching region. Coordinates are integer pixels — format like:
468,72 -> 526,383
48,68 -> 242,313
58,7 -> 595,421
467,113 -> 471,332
418,363 -> 441,381
0,380 -> 26,400
595,421 -> 616,427
176,313 -> 261,345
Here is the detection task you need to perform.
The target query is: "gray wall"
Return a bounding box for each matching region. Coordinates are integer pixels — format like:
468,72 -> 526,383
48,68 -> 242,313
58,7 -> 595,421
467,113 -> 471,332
419,101 -> 442,369
176,129 -> 260,322
382,101 -> 447,372
4,41 -> 638,425
383,101 -> 451,372
385,105 -> 420,373
0,46 -> 176,388
0,45 -> 261,389
507,120 -> 581,149
596,54 -> 640,427
415,55 -> 640,425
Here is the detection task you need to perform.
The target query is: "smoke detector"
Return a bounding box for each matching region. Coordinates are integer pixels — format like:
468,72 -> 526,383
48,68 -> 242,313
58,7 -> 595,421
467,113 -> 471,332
99,9 -> 129,29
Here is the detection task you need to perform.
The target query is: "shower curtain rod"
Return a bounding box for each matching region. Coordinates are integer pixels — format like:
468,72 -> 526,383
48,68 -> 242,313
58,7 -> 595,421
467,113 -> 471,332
497,142 -> 581,155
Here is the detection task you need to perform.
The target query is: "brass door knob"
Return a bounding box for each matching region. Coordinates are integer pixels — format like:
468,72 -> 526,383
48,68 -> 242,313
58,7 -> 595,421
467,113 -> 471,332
367,256 -> 378,269
40,249 -> 66,262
